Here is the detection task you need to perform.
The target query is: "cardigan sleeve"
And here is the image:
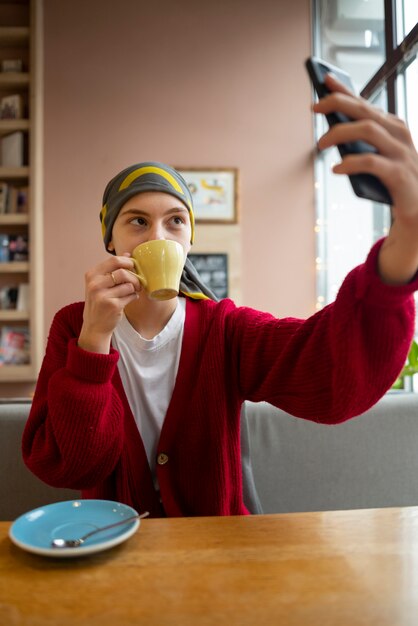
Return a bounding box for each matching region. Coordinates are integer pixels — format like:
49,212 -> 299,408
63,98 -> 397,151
22,303 -> 126,489
226,239 -> 418,423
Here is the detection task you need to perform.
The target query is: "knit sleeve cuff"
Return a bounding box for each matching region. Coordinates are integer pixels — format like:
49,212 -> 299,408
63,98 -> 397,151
66,338 -> 119,383
354,238 -> 418,307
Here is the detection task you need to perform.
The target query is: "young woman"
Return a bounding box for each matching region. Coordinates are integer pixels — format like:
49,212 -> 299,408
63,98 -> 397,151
23,75 -> 418,517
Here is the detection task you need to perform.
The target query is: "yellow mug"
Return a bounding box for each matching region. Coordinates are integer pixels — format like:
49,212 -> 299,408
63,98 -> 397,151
129,239 -> 185,300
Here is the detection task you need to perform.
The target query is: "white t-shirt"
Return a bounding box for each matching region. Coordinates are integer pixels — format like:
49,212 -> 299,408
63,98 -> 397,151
112,298 -> 186,484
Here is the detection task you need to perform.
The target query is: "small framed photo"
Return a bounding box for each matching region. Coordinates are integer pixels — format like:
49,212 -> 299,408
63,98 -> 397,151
188,253 -> 228,299
177,167 -> 239,224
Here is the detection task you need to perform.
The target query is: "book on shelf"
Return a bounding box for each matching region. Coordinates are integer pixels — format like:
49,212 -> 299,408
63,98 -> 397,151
0,95 -> 24,120
0,325 -> 30,365
0,283 -> 28,311
16,283 -> 29,311
0,182 -> 7,213
1,131 -> 24,167
15,186 -> 28,213
0,234 -> 29,262
0,183 -> 29,214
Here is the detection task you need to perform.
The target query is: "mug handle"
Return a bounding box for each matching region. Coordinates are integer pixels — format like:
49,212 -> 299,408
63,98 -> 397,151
127,259 -> 147,290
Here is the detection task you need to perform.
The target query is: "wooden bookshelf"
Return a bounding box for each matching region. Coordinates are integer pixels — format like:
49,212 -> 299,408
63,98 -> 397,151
0,0 -> 43,384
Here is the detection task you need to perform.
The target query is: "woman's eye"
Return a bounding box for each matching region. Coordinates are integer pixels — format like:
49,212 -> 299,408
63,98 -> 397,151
171,216 -> 184,226
131,217 -> 147,226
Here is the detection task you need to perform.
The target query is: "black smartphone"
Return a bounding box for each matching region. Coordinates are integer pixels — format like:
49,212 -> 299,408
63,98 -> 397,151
305,56 -> 392,205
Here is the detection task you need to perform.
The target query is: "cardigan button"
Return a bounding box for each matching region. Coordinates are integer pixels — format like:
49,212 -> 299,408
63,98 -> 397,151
157,452 -> 169,465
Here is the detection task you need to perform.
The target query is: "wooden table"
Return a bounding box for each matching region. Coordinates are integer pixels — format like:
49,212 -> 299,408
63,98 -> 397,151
1,507 -> 418,625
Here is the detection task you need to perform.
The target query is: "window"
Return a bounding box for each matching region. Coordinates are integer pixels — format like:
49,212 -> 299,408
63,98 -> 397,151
396,0 -> 418,43
313,0 -> 418,310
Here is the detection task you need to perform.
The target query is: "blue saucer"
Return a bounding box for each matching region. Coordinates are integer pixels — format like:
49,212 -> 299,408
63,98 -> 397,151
9,499 -> 140,558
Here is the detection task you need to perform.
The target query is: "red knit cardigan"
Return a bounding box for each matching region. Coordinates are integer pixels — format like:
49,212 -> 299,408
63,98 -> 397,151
22,241 -> 417,517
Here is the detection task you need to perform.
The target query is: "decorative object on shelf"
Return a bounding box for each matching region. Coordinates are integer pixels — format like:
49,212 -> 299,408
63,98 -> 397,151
176,167 -> 239,223
0,94 -> 24,119
0,286 -> 18,310
0,234 -> 28,262
0,282 -> 29,313
1,59 -> 23,73
188,253 -> 228,299
0,325 -> 30,365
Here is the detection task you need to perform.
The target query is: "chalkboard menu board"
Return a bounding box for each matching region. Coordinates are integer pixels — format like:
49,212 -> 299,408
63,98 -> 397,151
188,253 -> 228,299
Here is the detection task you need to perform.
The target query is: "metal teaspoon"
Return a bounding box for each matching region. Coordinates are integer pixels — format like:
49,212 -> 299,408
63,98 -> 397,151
51,511 -> 149,548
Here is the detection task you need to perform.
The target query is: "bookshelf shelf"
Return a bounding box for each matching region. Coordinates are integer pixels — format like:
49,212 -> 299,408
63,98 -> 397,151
0,364 -> 33,381
0,167 -> 29,179
0,120 -> 29,137
0,72 -> 29,88
0,27 -> 30,46
0,262 -> 29,273
0,214 -> 29,225
0,310 -> 29,322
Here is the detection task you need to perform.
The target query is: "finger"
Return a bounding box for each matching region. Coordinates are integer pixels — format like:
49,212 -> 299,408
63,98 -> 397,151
109,268 -> 142,292
332,152 -> 390,177
318,119 -> 404,158
314,92 -> 413,146
93,255 -> 136,277
108,280 -> 139,299
331,153 -> 404,204
324,73 -> 354,97
117,292 -> 140,307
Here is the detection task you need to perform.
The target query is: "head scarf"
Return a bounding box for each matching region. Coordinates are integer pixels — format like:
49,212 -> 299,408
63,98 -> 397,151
100,161 -> 218,301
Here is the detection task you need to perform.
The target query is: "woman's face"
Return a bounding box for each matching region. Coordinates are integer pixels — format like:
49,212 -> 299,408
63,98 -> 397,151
108,191 -> 192,258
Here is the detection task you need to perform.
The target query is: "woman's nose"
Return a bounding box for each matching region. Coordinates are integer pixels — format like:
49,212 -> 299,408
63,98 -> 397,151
148,223 -> 165,241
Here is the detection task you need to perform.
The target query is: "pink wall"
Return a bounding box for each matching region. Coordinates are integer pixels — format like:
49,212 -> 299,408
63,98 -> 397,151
38,0 -> 315,380
42,0 -> 314,331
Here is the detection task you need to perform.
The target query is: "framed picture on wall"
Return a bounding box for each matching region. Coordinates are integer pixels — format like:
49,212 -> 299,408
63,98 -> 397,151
188,253 -> 228,300
176,167 -> 239,224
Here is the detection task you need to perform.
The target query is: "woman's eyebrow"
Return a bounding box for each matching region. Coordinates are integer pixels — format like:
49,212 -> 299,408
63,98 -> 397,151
121,206 -> 188,217
163,206 -> 189,214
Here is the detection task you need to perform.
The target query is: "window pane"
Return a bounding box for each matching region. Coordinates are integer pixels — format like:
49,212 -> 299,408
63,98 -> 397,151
405,57 -> 418,147
314,88 -> 391,308
397,51 -> 418,385
315,0 -> 385,91
396,0 -> 418,43
313,1 -> 390,308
